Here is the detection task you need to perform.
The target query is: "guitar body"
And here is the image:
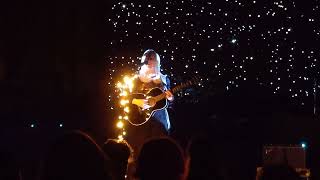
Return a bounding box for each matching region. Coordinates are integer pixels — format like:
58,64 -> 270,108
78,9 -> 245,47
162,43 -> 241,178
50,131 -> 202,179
128,87 -> 168,125
125,75 -> 200,126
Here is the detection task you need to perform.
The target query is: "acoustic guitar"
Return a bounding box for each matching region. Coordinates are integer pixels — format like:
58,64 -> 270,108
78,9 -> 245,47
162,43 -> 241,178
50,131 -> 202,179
127,75 -> 200,126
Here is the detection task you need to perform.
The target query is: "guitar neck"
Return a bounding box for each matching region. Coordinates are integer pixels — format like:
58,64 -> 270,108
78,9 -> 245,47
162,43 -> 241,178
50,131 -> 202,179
154,93 -> 167,102
153,83 -> 192,102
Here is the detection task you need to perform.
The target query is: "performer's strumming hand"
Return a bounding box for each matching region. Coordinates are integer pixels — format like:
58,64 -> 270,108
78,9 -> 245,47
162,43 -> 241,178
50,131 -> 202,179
132,98 -> 156,110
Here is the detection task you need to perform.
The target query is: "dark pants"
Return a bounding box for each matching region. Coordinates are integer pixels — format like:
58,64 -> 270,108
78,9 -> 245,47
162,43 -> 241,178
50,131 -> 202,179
126,119 -> 168,158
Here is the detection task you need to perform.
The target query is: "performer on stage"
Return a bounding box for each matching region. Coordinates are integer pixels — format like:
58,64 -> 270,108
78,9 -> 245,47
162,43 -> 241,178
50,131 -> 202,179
126,49 -> 174,156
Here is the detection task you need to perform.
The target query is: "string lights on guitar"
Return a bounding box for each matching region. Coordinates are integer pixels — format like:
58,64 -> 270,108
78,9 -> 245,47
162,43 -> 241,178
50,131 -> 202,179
115,75 -> 137,140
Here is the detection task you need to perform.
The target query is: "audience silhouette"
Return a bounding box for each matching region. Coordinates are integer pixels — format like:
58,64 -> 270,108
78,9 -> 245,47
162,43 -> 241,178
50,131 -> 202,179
40,130 -> 112,180
102,139 -> 133,180
135,137 -> 186,180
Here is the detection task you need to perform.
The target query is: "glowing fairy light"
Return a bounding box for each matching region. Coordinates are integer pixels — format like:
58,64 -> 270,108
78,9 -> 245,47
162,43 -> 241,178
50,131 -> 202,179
117,82 -> 123,89
118,135 -> 124,141
124,106 -> 130,113
123,76 -> 130,82
120,91 -> 128,96
115,74 -> 137,141
117,121 -> 124,128
120,99 -> 129,106
123,75 -> 135,92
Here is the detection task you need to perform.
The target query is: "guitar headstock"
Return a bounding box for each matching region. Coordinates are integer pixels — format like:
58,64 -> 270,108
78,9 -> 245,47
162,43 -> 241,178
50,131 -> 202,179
192,74 -> 202,85
185,74 -> 201,86
172,75 -> 202,93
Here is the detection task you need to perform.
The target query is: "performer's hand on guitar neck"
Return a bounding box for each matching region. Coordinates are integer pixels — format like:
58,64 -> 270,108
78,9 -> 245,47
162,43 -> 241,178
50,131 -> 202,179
165,90 -> 174,101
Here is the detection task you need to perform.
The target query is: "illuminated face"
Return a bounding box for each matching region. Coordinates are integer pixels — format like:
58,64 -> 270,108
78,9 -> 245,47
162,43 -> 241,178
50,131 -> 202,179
145,56 -> 160,77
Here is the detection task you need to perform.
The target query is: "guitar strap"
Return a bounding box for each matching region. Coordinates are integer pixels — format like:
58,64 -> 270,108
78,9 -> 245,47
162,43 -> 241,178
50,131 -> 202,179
159,74 -> 169,91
